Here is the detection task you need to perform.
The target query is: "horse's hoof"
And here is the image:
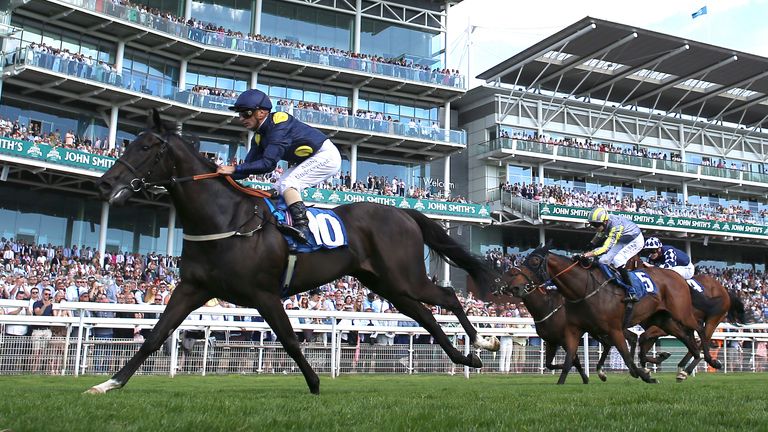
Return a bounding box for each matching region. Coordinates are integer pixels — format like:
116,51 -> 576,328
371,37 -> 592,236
467,353 -> 483,368
597,371 -> 607,382
658,352 -> 671,362
84,387 -> 104,395
643,367 -> 651,375
645,378 -> 658,384
710,359 -> 723,370
629,368 -> 639,379
676,371 -> 688,382
84,379 -> 122,394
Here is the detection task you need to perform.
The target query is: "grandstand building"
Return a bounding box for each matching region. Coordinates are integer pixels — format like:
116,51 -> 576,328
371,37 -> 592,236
0,0 -> 480,282
454,17 -> 768,271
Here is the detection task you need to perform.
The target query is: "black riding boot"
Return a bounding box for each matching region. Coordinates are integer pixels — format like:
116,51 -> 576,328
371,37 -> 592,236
287,201 -> 312,244
619,267 -> 638,302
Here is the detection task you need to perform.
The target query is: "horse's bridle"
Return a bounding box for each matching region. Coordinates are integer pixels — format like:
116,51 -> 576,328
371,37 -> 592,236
114,131 -> 171,192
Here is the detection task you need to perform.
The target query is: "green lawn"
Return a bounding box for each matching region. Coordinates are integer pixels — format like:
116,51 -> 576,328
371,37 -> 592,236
0,373 -> 765,432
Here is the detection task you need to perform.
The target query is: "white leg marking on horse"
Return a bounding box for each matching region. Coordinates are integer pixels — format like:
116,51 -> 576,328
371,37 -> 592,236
676,371 -> 689,382
473,335 -> 500,352
85,379 -> 122,394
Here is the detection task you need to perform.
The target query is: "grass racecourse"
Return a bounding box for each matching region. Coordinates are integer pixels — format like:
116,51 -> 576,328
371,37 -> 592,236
1,373 -> 766,432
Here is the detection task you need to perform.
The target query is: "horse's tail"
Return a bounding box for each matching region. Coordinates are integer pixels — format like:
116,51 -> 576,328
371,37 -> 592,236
401,209 -> 495,300
727,290 -> 747,324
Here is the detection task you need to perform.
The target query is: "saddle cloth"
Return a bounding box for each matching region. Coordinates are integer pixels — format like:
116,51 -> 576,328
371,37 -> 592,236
598,264 -> 659,300
686,278 -> 705,293
264,197 -> 348,253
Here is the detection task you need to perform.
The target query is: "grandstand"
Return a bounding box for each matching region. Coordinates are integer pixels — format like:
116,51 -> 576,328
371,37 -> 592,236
454,16 -> 768,274
0,0 -> 478,286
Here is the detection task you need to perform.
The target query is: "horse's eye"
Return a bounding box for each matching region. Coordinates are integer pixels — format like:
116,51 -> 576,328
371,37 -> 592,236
142,145 -> 150,151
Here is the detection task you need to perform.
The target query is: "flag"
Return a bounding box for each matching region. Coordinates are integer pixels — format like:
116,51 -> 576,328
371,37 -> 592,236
692,6 -> 708,19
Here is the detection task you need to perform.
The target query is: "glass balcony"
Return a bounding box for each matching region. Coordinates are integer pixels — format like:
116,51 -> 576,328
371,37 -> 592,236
701,165 -> 741,180
743,171 -> 768,183
556,145 -> 603,162
656,160 -> 698,175
516,139 -> 554,155
55,0 -> 466,89
607,153 -> 652,169
19,48 -> 466,145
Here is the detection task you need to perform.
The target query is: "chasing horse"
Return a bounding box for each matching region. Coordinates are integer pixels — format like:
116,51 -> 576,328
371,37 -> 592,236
88,109 -> 499,395
500,245 -> 703,383
498,275 -> 642,384
625,250 -> 746,375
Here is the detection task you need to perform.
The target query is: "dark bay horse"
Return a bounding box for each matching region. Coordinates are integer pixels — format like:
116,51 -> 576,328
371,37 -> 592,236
88,110 -> 499,395
500,246 -> 702,383
499,277 -> 635,384
626,255 -> 746,376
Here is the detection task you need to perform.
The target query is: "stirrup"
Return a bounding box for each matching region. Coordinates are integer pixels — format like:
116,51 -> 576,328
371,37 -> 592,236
276,223 -> 310,244
623,294 -> 639,303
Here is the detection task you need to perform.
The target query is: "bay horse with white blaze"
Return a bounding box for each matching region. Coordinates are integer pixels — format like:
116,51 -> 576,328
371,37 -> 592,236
88,110 -> 499,395
625,255 -> 746,374
500,246 -> 702,383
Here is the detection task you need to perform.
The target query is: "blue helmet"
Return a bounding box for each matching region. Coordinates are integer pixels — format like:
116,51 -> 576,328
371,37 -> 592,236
643,237 -> 663,250
229,89 -> 273,112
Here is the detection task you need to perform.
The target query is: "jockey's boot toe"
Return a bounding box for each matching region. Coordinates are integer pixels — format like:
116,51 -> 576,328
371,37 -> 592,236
623,294 -> 639,303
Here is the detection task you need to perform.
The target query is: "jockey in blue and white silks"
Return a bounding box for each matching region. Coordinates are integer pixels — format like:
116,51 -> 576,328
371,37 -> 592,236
643,237 -> 695,280
580,207 -> 645,302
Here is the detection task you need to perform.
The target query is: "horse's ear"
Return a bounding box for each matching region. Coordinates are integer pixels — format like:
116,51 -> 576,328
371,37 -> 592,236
148,109 -> 163,132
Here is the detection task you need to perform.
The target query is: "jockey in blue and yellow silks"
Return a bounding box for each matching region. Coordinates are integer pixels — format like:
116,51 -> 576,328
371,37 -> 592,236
577,207 -> 645,302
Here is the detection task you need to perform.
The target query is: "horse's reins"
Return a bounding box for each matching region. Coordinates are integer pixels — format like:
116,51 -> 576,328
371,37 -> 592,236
117,131 -> 275,241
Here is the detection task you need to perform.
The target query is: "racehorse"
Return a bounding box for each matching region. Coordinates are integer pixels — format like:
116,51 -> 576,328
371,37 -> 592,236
88,110 -> 499,395
498,245 -> 702,383
499,276 -> 638,384
625,255 -> 746,375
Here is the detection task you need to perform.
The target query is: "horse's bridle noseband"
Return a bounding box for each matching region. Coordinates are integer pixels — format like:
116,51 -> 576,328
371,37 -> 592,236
114,131 -> 171,192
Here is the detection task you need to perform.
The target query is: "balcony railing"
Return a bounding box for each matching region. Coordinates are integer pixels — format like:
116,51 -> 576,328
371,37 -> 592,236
16,48 -> 466,145
474,137 -> 768,186
53,0 -> 466,89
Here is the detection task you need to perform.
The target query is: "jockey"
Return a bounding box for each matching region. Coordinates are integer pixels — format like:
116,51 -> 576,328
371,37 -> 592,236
577,207 -> 645,302
218,89 -> 342,244
642,237 -> 695,280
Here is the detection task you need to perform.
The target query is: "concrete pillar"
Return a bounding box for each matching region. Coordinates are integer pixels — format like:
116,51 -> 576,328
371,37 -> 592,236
352,87 -> 359,115
354,0 -> 361,53
184,0 -> 193,20
350,143 -> 358,186
178,59 -> 188,90
115,41 -> 125,72
685,239 -> 691,258
254,0 -> 263,35
539,226 -> 546,246
108,106 -> 119,150
538,164 -> 545,185
250,71 -> 258,88
443,155 -> 450,198
682,181 -> 688,203
167,205 -> 177,257
443,100 -> 451,142
97,202 -> 109,267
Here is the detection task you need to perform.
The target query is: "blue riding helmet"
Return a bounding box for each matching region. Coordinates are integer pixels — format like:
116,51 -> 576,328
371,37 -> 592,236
643,237 -> 663,250
229,89 -> 273,112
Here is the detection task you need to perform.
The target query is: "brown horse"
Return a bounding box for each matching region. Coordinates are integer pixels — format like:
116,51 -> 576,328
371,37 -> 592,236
499,245 -> 702,383
626,255 -> 746,375
499,275 -> 638,384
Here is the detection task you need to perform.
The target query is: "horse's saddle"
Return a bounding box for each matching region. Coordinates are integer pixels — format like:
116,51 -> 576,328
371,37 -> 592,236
598,264 -> 659,300
264,197 -> 348,253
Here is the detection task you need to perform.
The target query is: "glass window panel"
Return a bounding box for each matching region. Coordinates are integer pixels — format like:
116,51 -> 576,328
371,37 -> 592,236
190,0 -> 252,35
304,91 -> 320,103
261,0 -> 352,51
287,88 -> 303,100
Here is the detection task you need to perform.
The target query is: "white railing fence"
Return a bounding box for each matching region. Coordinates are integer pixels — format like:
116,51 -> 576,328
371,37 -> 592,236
2,300 -> 767,377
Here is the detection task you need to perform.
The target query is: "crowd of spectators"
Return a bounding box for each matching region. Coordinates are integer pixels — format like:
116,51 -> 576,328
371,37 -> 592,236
500,182 -> 768,225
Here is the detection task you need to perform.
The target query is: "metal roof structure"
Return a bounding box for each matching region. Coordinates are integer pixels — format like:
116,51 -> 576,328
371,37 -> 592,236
478,16 -> 768,129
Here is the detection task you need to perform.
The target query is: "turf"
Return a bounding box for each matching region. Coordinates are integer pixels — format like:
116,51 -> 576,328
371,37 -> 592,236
0,373 -> 765,432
